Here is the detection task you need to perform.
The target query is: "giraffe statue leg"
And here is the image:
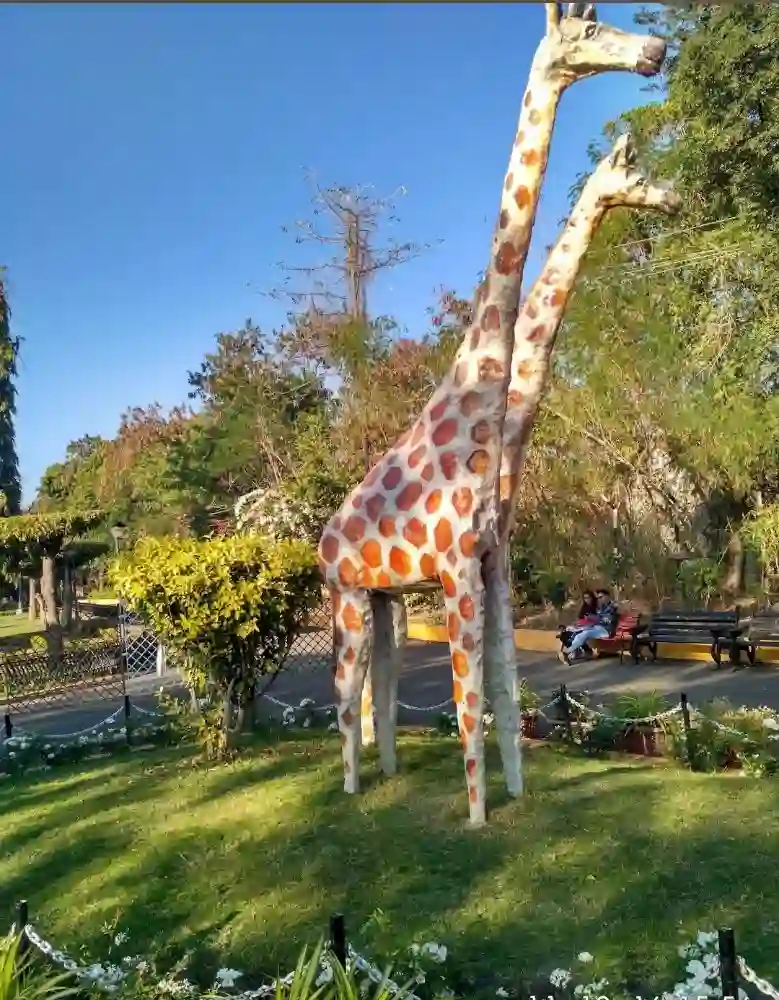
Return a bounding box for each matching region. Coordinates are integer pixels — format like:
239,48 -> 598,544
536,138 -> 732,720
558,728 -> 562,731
442,565 -> 487,827
370,593 -> 406,775
361,664 -> 376,748
333,588 -> 373,794
483,553 -> 523,797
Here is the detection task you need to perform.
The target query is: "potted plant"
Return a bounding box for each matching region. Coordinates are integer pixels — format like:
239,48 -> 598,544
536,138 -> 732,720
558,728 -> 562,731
612,690 -> 672,757
519,680 -> 542,738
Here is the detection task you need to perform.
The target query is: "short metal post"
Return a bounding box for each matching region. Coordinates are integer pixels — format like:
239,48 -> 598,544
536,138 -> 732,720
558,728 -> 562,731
4,714 -> 11,740
123,695 -> 132,746
718,928 -> 738,1000
680,692 -> 697,771
329,914 -> 346,969
16,900 -> 29,977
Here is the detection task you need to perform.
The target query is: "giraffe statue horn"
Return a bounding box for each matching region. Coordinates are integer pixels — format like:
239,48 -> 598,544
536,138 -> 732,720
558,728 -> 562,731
546,3 -> 562,31
566,2 -> 586,16
609,132 -> 637,169
582,3 -> 597,21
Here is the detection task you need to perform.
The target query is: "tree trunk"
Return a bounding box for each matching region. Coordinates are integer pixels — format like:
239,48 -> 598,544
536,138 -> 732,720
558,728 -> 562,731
723,530 -> 745,596
60,563 -> 73,628
40,556 -> 64,658
28,577 -> 36,621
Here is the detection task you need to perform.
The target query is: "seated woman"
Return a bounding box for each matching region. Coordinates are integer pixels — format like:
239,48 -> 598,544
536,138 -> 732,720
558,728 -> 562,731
559,588 -> 619,665
558,590 -> 598,658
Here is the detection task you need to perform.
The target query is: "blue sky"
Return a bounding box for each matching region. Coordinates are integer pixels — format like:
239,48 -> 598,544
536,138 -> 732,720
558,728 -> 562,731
3,2 -> 659,503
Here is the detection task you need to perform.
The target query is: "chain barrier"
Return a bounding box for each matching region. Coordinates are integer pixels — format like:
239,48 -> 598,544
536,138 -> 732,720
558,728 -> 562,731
2,706 -> 127,745
738,957 -> 779,1000
17,923 -> 413,1000
562,693 -> 685,726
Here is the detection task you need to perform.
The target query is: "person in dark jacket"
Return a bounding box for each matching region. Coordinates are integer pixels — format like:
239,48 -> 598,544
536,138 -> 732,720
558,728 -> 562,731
559,588 -> 620,664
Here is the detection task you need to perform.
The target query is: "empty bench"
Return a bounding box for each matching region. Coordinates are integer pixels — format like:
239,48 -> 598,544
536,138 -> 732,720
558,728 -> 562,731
717,609 -> 779,666
630,609 -> 740,667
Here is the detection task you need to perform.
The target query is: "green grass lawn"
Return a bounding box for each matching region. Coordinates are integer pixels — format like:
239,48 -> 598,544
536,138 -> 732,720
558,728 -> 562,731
0,611 -> 42,638
1,733 -> 778,994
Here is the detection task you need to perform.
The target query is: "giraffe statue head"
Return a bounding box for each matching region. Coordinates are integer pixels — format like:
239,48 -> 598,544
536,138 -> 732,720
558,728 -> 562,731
591,133 -> 682,214
543,3 -> 667,84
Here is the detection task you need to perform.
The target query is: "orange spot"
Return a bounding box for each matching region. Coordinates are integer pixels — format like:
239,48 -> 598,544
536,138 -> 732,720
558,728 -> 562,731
498,209 -> 510,229
462,632 -> 475,651
447,613 -> 460,641
465,757 -> 477,778
365,494 -> 386,521
529,108 -> 541,125
430,396 -> 450,421
478,357 -> 505,381
495,241 -> 522,276
521,148 -> 539,167
440,453 -> 458,480
481,304 -> 500,331
344,647 -> 356,664
515,129 -> 525,146
471,420 -> 492,445
504,170 -> 514,191
452,487 -> 473,517
441,570 -> 457,599
452,650 -> 469,677
431,418 -> 458,447
342,708 -> 355,726
500,474 -> 517,501
527,324 -> 545,342
467,450 -> 490,475
361,539 -> 382,568
434,519 -> 454,552
523,90 -> 532,108
342,603 -> 363,633
343,516 -> 366,544
514,186 -> 531,210
460,391 -> 481,416
408,445 -> 426,468
507,390 -> 525,407
516,359 -> 534,380
403,518 -> 427,548
382,466 -> 403,490
389,546 -> 412,577
466,691 -> 479,709
462,712 -> 477,733
377,571 -> 392,587
446,549 -> 457,567
425,490 -> 442,514
453,680 -> 464,704
352,493 -> 363,508
320,534 -> 339,564
551,288 -> 565,307
469,786 -> 478,804
460,532 -> 477,557
420,554 -> 436,578
459,595 -> 474,620
421,463 -> 435,482
397,482 -> 424,511
378,516 -> 396,538
338,558 -> 359,587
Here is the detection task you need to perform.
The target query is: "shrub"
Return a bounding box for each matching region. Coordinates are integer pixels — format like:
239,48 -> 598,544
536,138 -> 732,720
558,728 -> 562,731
110,535 -> 321,757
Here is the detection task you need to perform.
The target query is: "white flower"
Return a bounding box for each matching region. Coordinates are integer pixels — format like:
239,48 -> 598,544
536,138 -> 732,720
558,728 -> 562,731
762,717 -> 779,730
483,712 -> 495,727
415,972 -> 426,984
420,942 -> 447,963
8,752 -> 15,758
577,951 -> 594,963
299,698 -> 315,709
215,967 -> 242,989
496,989 -> 510,998
409,943 -> 420,956
315,962 -> 334,987
114,931 -> 128,946
328,723 -> 339,732
302,718 -> 312,729
549,968 -> 572,988
696,930 -> 719,949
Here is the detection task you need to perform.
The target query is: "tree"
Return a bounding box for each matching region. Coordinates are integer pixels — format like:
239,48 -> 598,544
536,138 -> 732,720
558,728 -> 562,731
0,273 -> 22,514
110,534 -> 321,756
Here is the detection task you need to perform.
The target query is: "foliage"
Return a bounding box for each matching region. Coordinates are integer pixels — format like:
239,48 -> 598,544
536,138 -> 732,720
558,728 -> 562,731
0,277 -> 21,516
741,503 -> 779,581
0,512 -> 104,563
234,486 -> 333,546
109,535 -> 321,757
0,933 -> 78,1000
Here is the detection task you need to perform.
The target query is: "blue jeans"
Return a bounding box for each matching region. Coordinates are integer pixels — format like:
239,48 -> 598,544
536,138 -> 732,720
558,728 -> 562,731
566,625 -> 609,654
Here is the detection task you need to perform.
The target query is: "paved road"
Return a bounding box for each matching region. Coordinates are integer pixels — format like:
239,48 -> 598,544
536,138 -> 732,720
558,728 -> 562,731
7,640 -> 779,738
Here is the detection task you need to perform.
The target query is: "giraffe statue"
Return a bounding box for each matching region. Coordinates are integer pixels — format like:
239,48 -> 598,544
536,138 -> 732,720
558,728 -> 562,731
319,2 -> 668,827
358,135 -> 681,773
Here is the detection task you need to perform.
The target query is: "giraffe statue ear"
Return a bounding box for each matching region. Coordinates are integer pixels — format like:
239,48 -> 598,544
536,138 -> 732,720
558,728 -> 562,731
582,3 -> 597,21
609,133 -> 637,169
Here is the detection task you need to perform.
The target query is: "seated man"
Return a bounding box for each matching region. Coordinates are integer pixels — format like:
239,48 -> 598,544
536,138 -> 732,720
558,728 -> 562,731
558,588 -> 620,664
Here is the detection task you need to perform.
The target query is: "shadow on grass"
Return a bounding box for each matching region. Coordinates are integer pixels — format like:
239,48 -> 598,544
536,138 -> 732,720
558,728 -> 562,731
1,732 -> 779,993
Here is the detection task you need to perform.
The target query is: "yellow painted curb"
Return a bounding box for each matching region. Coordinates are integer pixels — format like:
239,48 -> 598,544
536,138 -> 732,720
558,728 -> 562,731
406,621 -> 779,664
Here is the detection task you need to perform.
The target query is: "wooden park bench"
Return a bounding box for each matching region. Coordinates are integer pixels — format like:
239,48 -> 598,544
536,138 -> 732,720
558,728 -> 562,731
715,608 -> 779,666
556,612 -> 642,665
630,609 -> 740,667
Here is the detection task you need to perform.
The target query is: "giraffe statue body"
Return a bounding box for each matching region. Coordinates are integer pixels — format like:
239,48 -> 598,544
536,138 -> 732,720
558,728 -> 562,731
319,2 -> 668,827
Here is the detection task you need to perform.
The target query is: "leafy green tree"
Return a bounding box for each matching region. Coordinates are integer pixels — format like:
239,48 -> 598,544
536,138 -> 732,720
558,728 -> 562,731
0,274 -> 22,515
110,534 -> 320,757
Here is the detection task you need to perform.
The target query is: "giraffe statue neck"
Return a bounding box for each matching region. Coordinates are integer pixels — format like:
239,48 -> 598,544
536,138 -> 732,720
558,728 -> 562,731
446,66 -> 565,388
499,188 -> 605,539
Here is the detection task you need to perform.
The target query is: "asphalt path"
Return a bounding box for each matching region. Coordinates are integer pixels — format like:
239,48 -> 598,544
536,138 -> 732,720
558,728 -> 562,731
8,640 -> 779,738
